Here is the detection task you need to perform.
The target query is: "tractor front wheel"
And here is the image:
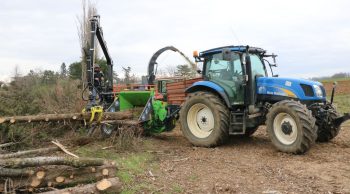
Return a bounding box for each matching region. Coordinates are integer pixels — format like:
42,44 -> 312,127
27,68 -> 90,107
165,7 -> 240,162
266,100 -> 317,154
180,92 -> 229,147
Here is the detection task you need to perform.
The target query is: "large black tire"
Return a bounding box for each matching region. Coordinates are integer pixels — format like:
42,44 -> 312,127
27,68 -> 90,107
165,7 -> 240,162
316,106 -> 341,142
266,100 -> 317,154
180,91 -> 229,147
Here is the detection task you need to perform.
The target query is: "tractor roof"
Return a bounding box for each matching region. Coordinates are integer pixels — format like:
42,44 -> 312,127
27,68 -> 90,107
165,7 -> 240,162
199,45 -> 266,57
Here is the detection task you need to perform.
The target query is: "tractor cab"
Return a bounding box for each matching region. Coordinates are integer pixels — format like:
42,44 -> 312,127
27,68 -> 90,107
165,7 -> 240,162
190,46 -> 270,109
190,45 -> 327,109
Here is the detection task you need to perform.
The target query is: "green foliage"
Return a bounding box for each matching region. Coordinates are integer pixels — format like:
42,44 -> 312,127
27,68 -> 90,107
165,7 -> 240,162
96,58 -> 108,74
0,69 -> 84,143
60,62 -> 67,77
68,58 -> 108,80
311,72 -> 350,82
172,184 -> 184,193
0,70 -> 83,116
319,77 -> 350,83
76,145 -> 155,187
42,70 -> 58,84
175,64 -> 195,78
69,61 -> 82,80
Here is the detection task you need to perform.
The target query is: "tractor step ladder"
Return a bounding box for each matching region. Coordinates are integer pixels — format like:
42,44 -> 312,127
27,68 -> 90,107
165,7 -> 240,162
229,111 -> 246,135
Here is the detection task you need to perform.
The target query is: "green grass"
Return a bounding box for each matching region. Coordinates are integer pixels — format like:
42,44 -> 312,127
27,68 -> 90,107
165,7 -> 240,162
328,94 -> 350,114
172,184 -> 184,193
318,77 -> 350,83
75,143 -> 158,194
188,174 -> 198,181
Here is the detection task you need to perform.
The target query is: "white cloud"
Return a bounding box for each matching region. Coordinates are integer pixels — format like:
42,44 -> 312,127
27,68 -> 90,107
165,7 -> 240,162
0,0 -> 349,82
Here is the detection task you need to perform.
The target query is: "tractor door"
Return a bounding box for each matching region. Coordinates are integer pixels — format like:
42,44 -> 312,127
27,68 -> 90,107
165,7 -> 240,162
204,52 -> 244,105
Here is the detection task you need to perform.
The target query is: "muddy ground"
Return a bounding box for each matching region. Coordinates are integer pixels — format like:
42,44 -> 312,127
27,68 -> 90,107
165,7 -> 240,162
135,122 -> 350,194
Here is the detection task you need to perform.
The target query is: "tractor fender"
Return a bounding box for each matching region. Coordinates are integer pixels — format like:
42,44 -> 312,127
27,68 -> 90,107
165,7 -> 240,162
185,81 -> 231,107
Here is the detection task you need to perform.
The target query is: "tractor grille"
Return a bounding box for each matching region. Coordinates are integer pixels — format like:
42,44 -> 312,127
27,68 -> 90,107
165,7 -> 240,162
300,84 -> 314,97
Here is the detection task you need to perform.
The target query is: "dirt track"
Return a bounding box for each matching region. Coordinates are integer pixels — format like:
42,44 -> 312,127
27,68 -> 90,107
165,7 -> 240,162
142,123 -> 350,194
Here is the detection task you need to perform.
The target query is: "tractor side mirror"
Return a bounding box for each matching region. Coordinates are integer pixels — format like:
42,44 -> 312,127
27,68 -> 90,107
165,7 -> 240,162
222,48 -> 232,61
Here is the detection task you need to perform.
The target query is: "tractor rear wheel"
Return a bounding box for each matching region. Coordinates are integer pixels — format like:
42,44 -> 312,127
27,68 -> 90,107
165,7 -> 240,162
180,92 -> 229,147
316,106 -> 341,142
266,100 -> 317,154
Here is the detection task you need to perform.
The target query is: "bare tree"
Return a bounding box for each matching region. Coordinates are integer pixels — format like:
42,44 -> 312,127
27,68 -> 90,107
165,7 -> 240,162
77,0 -> 98,86
13,65 -> 21,80
165,65 -> 177,77
122,66 -> 131,84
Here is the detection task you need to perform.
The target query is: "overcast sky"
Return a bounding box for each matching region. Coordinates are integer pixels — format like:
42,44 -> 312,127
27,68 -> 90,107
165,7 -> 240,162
0,0 -> 349,81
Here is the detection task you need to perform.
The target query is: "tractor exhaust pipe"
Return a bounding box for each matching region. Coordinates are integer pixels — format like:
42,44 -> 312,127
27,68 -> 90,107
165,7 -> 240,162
330,82 -> 337,104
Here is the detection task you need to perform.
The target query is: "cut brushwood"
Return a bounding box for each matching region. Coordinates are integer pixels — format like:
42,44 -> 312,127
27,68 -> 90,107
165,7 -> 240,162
0,111 -> 132,124
51,140 -> 79,158
40,177 -> 122,194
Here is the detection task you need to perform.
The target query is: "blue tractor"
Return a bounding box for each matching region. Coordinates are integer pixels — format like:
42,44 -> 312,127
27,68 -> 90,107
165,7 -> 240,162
179,45 -> 350,154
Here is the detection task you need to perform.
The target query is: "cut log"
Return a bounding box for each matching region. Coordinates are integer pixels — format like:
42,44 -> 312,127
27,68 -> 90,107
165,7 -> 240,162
31,177 -> 42,187
0,147 -> 60,159
0,167 -> 34,177
0,157 -> 109,168
101,120 -> 140,126
41,164 -> 117,188
55,176 -> 65,183
102,168 -> 109,176
0,111 -> 132,124
96,178 -> 112,190
40,177 -> 122,194
36,171 -> 46,179
0,142 -> 20,148
0,164 -> 117,191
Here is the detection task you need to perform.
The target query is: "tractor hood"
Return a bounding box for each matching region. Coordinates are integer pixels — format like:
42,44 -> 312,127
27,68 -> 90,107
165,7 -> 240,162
256,77 -> 326,101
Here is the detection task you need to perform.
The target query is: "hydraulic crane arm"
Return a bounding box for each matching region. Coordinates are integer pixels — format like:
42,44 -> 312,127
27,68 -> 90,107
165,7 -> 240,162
147,46 -> 197,84
87,15 -> 114,92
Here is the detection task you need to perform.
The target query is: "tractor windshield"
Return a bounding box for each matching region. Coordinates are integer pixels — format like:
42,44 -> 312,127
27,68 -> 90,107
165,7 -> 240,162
250,54 -> 267,77
205,52 -> 242,81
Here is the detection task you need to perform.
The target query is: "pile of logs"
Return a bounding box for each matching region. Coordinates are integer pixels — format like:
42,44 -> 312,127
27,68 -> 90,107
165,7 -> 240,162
0,142 -> 122,193
0,111 -> 135,125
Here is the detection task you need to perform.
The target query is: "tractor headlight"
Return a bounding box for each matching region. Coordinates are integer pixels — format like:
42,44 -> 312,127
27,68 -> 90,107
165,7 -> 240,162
313,85 -> 323,97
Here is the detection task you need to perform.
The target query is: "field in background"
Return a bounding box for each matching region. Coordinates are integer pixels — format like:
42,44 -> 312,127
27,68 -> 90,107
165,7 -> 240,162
321,78 -> 350,114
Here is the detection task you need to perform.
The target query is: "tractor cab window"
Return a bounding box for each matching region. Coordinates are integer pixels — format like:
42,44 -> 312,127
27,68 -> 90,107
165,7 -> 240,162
157,80 -> 167,94
205,53 -> 242,81
250,54 -> 267,77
